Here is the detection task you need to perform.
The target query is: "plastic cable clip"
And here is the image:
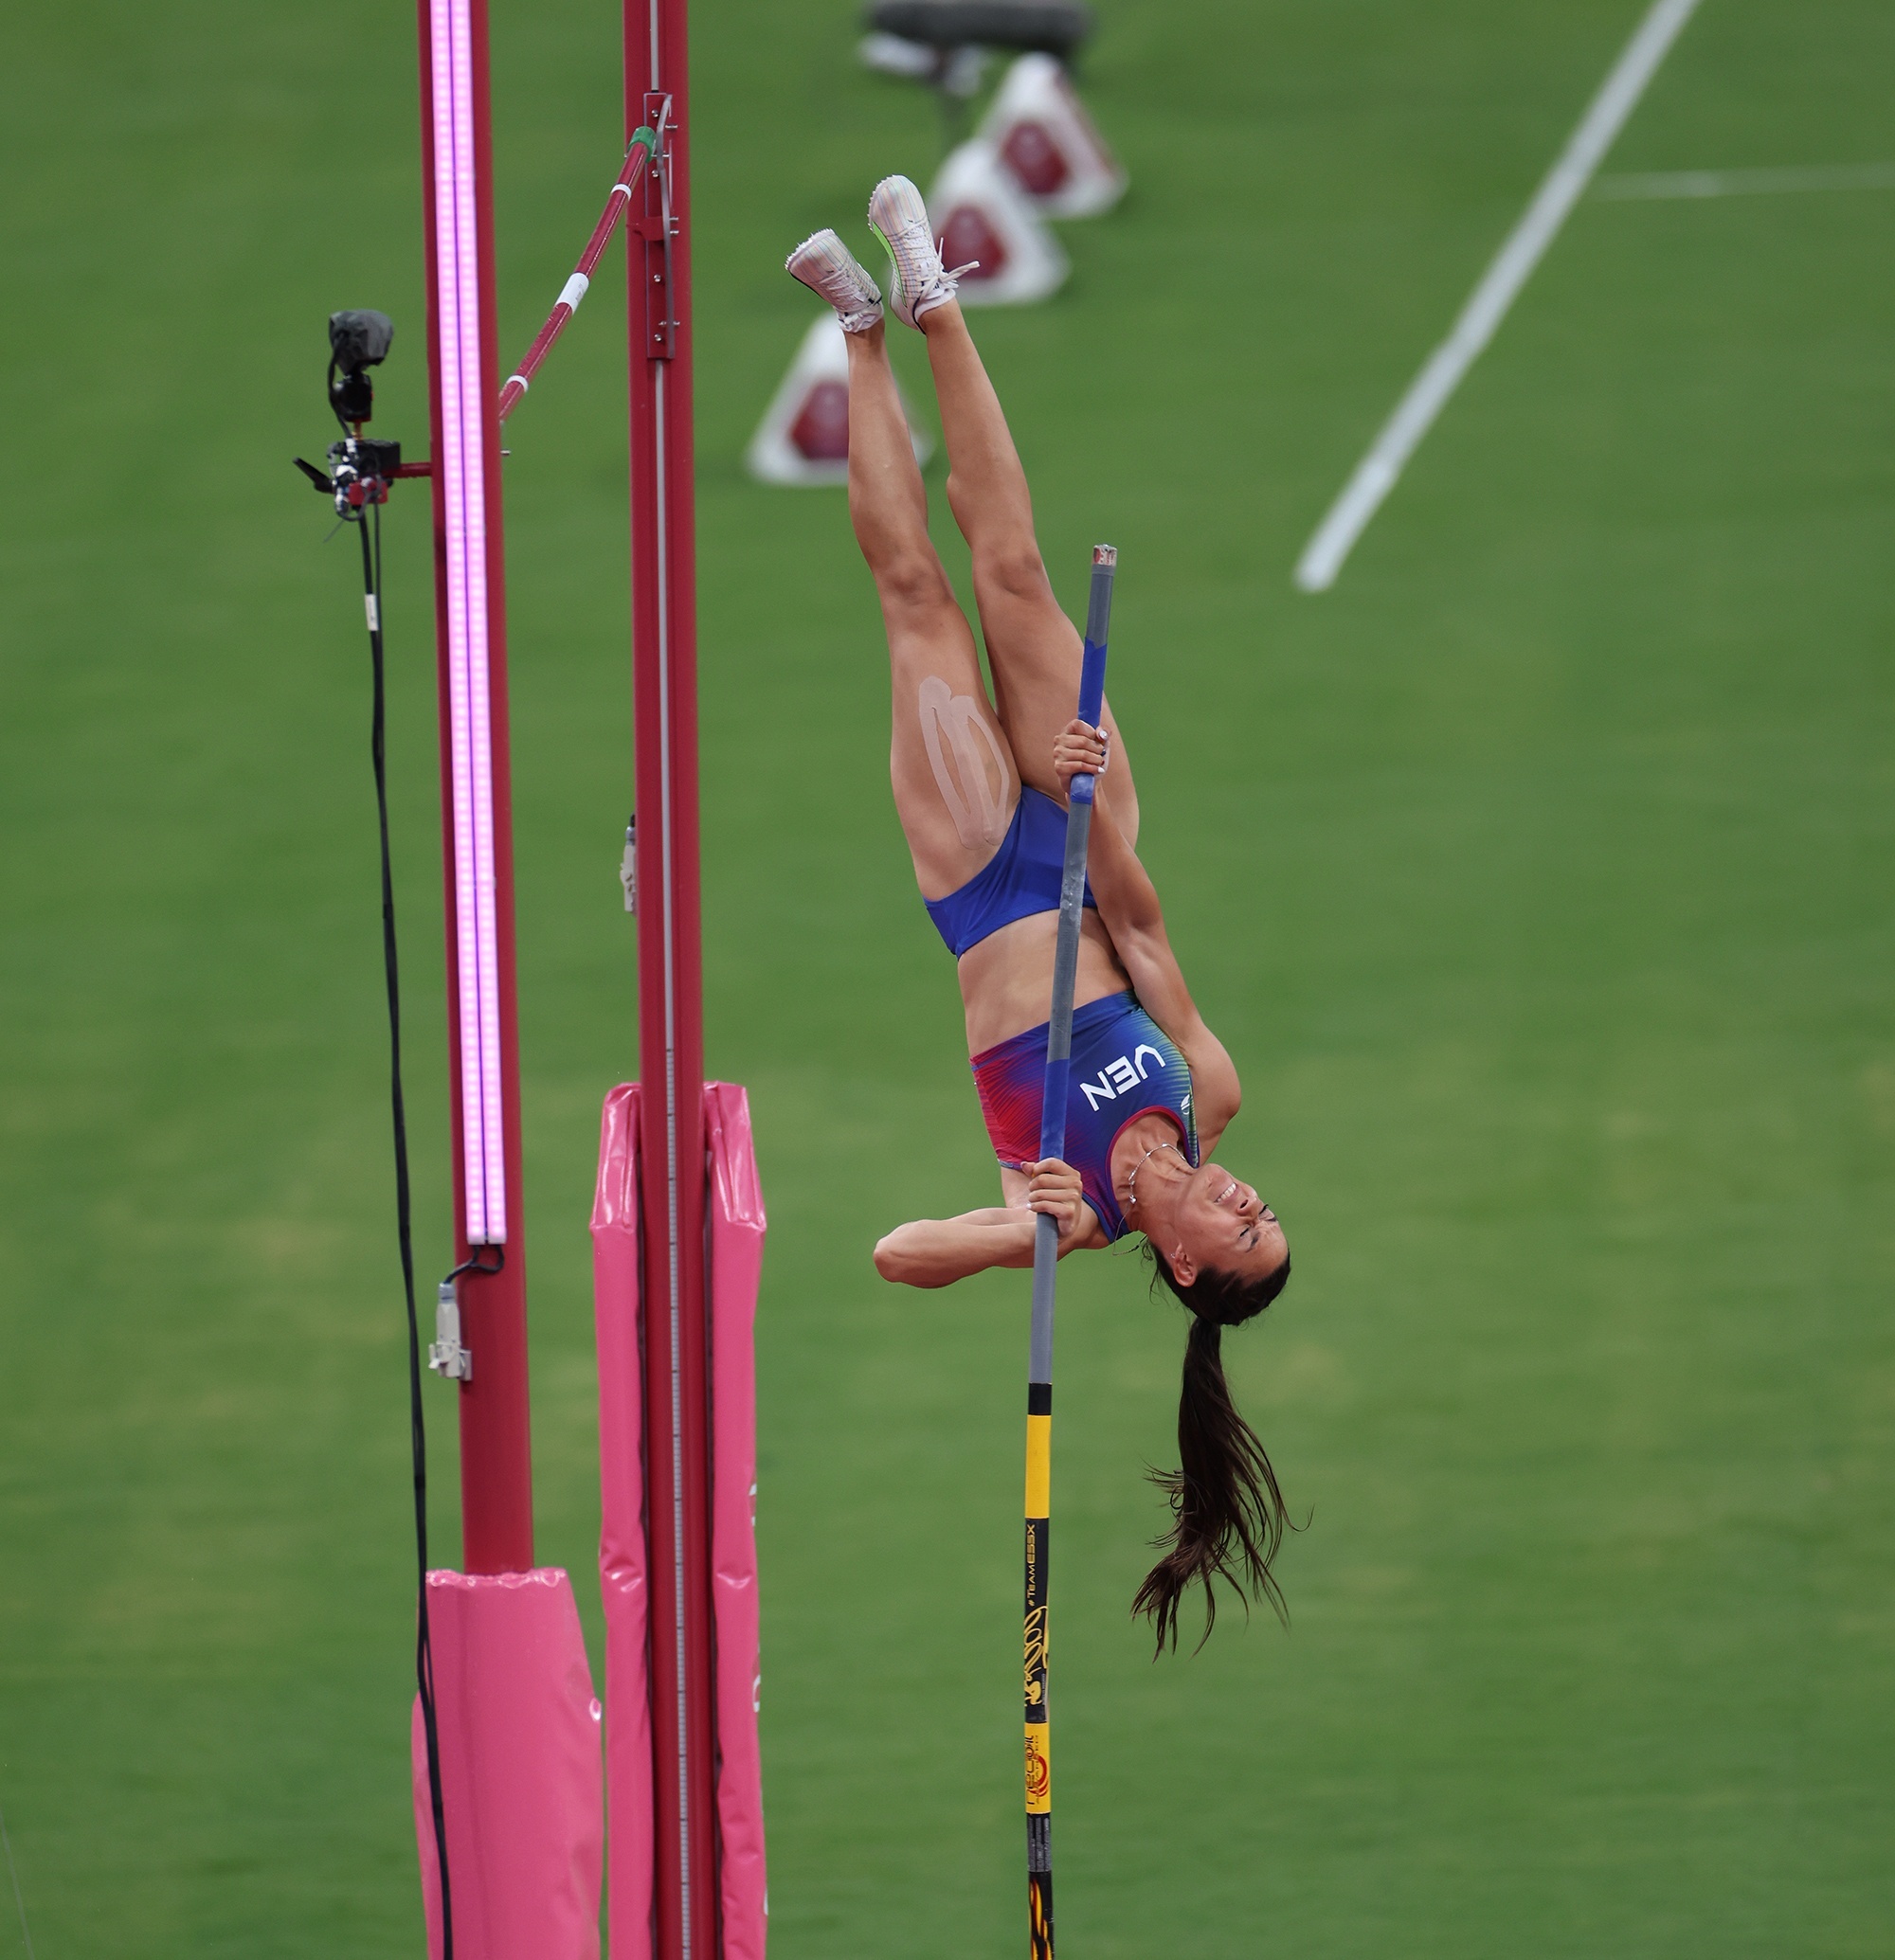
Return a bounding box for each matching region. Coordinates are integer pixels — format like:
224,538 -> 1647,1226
428,1279 -> 473,1381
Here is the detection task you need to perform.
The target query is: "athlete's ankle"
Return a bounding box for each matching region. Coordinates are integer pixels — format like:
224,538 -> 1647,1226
917,297 -> 965,337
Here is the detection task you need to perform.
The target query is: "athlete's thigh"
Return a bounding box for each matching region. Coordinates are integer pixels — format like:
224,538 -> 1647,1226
886,611 -> 1021,903
979,593 -> 1141,845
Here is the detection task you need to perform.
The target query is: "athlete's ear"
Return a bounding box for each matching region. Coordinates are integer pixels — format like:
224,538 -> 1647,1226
1168,1242 -> 1197,1286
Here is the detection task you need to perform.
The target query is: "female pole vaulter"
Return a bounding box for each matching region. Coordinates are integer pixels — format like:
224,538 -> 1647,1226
786,178 -> 1293,1645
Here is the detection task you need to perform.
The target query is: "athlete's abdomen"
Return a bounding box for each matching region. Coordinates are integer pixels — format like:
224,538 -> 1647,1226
956,908 -> 1128,1056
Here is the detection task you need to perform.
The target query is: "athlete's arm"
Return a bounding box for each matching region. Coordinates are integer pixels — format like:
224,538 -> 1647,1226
873,1159 -> 1105,1286
1053,720 -> 1243,1144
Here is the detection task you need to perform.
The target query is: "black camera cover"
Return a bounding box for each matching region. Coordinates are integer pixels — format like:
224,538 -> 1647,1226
329,310 -> 395,372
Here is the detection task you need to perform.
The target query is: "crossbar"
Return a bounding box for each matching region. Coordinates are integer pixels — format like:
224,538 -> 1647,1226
498,131 -> 657,423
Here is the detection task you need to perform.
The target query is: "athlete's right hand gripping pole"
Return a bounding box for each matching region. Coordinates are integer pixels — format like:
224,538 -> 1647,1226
1025,544 -> 1115,1960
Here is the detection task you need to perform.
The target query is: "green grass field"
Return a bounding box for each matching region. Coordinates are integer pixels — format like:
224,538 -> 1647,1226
4,0 -> 1893,1952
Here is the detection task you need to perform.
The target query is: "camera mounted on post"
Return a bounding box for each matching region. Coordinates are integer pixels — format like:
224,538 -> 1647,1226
329,309 -> 395,427
295,310 -> 403,520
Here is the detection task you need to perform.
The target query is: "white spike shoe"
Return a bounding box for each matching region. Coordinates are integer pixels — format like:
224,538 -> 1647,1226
785,229 -> 883,334
867,174 -> 968,328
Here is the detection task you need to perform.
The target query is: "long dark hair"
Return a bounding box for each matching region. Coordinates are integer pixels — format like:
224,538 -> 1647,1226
1131,1246 -> 1292,1652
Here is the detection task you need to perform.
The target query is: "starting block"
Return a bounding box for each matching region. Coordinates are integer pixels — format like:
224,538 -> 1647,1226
980,51 -> 1127,217
928,138 -> 1070,307
747,315 -> 933,487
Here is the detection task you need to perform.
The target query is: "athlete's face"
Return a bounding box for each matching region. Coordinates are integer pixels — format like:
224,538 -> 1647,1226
1167,1162 -> 1287,1287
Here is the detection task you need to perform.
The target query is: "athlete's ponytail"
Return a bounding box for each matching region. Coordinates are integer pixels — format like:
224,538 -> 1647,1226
1134,1250 -> 1292,1651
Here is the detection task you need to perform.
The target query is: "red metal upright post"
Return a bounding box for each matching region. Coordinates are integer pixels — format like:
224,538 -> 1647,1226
624,0 -> 713,1953
406,7 -> 612,1953
418,0 -> 535,1577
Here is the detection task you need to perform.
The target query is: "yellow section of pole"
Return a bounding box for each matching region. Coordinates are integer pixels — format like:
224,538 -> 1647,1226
1024,1722 -> 1051,1814
1025,1412 -> 1051,1517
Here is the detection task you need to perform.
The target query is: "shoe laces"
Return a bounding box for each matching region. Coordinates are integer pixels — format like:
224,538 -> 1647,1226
882,209 -> 976,288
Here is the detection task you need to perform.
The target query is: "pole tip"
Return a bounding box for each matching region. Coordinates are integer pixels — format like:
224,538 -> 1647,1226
1092,544 -> 1117,567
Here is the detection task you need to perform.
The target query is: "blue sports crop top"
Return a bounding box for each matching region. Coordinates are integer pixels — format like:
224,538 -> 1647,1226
923,787 -> 1096,957
970,992 -> 1198,1241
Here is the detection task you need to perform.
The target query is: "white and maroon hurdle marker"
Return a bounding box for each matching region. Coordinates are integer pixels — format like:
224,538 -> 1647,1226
979,52 -> 1127,219
928,136 -> 1069,307
403,3 -> 766,1959
747,314 -> 933,487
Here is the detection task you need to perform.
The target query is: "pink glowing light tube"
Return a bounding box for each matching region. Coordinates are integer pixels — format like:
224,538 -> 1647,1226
427,0 -> 506,1245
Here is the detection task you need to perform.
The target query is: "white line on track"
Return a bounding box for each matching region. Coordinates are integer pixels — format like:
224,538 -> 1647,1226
1593,161 -> 1895,199
1293,0 -> 1704,595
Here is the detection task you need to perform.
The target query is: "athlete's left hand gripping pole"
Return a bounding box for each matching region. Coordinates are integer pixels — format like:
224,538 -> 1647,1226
1025,544 -> 1116,1960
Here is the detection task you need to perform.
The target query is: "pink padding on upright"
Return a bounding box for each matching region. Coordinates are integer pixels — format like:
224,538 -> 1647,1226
706,1082 -> 768,1959
590,1084 -> 655,1960
411,1568 -> 602,1960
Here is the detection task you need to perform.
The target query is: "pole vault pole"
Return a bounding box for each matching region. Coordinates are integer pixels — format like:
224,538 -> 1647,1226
1024,546 -> 1115,1960
623,1 -> 714,1955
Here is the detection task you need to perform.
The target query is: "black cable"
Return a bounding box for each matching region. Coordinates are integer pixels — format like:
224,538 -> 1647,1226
358,496 -> 455,1959
444,1249 -> 504,1286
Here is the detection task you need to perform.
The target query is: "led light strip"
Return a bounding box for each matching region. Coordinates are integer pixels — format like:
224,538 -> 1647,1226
429,0 -> 506,1244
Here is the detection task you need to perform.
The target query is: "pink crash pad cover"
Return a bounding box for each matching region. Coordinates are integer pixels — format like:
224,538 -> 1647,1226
412,1567 -> 603,1960
590,1084 -> 656,1960
707,1082 -> 767,1960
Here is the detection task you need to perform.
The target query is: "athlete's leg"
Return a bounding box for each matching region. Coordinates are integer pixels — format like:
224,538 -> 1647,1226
919,300 -> 1141,841
845,321 -> 1020,900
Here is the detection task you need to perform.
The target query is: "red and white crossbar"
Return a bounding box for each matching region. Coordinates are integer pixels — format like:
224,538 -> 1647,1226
497,130 -> 657,423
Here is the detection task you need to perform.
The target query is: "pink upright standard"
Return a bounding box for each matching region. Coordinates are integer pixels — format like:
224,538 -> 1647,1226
593,1082 -> 767,1960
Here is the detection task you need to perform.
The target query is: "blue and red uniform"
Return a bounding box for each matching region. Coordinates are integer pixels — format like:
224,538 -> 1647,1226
924,786 -> 1199,1238
970,992 -> 1197,1241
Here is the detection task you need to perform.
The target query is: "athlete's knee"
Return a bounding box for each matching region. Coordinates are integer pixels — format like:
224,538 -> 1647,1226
974,537 -> 1050,605
875,548 -> 955,620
